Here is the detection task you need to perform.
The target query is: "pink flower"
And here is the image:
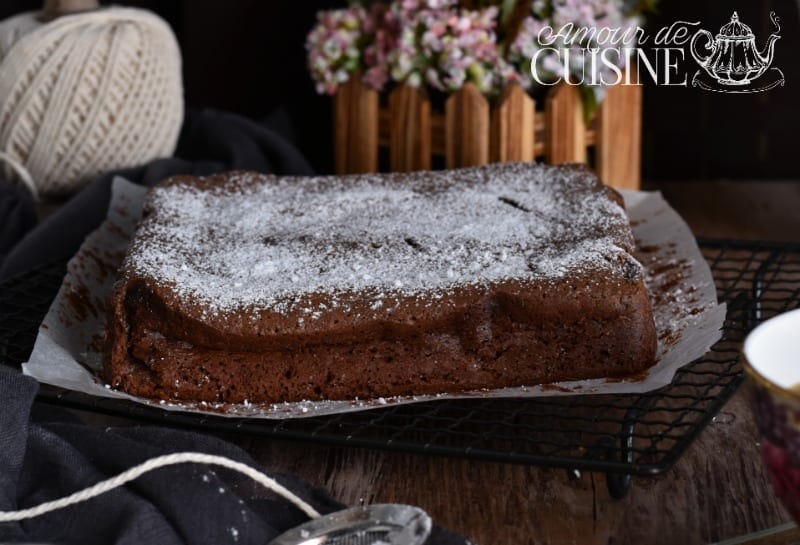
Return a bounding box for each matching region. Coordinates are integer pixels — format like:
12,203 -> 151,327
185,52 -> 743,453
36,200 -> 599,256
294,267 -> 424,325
306,0 -> 643,100
387,2 -> 515,95
305,4 -> 395,95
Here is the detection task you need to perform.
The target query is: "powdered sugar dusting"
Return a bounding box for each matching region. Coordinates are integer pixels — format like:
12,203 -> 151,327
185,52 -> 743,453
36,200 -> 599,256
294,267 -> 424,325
125,163 -> 638,315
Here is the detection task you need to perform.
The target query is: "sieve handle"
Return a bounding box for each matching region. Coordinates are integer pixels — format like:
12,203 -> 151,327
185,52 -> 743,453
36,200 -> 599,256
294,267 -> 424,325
41,0 -> 100,21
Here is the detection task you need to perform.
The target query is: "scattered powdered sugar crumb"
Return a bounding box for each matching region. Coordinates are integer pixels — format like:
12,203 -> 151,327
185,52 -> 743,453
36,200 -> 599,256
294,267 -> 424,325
126,163 -> 637,316
229,526 -> 239,542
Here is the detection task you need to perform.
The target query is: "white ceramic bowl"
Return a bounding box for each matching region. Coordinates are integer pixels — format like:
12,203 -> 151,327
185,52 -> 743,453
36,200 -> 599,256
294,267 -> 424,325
743,308 -> 800,522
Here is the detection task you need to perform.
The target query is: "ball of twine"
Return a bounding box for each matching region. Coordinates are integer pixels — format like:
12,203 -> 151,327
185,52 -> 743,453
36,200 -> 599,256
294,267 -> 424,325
0,6 -> 183,199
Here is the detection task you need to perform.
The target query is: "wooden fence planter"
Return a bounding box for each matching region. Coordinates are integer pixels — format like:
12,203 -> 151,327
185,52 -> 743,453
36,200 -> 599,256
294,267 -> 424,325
545,83 -> 587,165
596,70 -> 642,190
333,74 -> 378,174
445,83 -> 490,168
333,73 -> 642,189
490,82 -> 535,163
389,85 -> 431,172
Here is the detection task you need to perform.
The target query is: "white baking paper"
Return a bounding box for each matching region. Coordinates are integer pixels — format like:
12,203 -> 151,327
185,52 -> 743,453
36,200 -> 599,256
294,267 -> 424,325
22,176 -> 727,418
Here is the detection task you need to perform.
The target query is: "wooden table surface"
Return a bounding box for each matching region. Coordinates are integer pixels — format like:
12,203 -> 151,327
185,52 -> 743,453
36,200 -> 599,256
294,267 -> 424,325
227,180 -> 800,545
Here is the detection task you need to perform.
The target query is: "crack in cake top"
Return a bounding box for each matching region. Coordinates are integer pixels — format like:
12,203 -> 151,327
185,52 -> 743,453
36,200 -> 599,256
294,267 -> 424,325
123,163 -> 640,315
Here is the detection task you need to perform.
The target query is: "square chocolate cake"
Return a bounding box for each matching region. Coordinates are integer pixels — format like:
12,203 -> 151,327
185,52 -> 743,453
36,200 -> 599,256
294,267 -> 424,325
104,163 -> 656,403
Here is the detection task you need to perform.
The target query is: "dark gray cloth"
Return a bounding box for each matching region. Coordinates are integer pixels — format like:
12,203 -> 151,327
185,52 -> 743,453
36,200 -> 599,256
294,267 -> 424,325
0,109 -> 466,545
0,366 -> 338,544
0,177 -> 36,266
0,367 -> 465,544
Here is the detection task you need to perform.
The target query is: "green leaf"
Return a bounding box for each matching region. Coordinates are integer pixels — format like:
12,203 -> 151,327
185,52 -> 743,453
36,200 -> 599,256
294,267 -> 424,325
500,0 -> 517,24
579,85 -> 598,125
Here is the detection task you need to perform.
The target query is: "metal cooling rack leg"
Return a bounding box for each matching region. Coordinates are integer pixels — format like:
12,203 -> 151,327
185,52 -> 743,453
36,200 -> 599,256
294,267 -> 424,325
569,437 -> 630,498
607,416 -> 635,499
577,436 -> 632,499
570,399 -> 648,499
750,250 -> 780,329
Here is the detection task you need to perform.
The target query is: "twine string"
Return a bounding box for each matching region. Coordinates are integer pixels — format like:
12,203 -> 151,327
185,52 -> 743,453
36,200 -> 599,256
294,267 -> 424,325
0,451 -> 322,523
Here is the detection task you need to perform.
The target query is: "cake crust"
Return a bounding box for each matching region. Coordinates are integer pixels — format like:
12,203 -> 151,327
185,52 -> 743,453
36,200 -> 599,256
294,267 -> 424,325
105,163 -> 657,403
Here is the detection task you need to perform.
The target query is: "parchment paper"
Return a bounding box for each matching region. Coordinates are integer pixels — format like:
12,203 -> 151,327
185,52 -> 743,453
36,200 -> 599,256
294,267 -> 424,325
22,176 -> 727,418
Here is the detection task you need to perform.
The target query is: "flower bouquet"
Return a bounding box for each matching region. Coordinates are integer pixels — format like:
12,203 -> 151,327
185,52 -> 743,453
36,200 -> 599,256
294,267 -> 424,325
306,0 -> 654,188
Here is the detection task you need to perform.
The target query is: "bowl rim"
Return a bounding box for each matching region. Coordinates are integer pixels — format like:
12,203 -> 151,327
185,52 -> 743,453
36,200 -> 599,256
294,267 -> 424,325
742,353 -> 800,403
742,308 -> 800,403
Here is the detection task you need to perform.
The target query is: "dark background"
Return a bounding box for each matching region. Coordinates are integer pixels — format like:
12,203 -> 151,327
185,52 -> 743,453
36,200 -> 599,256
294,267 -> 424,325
641,0 -> 798,180
1,0 -> 797,180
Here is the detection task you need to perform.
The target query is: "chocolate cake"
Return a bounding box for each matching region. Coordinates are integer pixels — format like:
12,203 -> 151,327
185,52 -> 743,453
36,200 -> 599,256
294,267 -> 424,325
104,163 -> 657,404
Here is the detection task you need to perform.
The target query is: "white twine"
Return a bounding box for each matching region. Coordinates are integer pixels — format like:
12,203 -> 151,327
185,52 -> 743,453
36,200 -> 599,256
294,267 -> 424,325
0,6 -> 183,198
0,452 -> 321,523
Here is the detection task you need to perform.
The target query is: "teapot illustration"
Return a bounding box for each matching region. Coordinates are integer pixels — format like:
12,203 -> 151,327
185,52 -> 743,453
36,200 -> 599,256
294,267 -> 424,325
690,11 -> 781,86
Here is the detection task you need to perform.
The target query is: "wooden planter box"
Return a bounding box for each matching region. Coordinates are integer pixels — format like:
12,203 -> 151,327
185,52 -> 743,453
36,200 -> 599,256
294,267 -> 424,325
333,73 -> 642,190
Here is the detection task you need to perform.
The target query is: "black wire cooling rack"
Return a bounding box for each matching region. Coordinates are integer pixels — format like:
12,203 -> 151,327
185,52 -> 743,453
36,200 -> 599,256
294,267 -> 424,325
1,239 -> 799,496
